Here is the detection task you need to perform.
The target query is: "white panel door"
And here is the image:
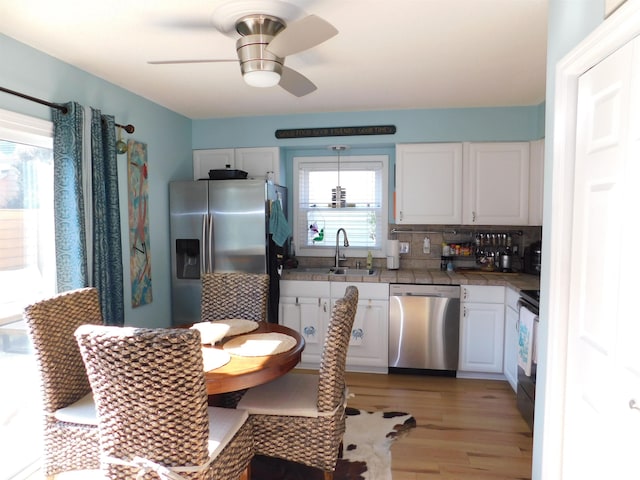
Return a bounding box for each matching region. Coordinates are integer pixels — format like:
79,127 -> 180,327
562,37 -> 640,478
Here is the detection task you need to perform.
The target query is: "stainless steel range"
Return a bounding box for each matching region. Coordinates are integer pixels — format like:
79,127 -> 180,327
517,289 -> 539,430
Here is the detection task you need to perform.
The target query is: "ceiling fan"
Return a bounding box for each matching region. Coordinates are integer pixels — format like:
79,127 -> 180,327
149,13 -> 338,97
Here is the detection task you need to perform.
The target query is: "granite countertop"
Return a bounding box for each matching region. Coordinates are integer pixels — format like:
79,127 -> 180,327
280,267 -> 540,292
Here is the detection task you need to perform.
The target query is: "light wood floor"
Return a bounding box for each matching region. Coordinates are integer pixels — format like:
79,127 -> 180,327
30,372 -> 532,480
344,371 -> 533,480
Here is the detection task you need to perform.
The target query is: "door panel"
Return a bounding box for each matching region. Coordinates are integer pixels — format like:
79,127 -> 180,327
563,38 -> 634,478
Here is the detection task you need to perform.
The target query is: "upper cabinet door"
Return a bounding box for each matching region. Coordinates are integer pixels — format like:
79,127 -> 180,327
395,143 -> 463,224
192,147 -> 280,182
462,142 -> 530,225
193,149 -> 235,180
235,147 -> 280,183
528,139 -> 545,226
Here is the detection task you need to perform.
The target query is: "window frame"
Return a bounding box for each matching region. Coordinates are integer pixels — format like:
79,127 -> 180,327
292,154 -> 389,259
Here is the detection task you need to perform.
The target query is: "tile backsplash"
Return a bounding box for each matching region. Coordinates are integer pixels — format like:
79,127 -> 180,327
293,224 -> 542,272
388,224 -> 542,270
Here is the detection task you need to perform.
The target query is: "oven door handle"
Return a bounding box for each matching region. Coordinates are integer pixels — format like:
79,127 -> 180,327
518,298 -> 538,314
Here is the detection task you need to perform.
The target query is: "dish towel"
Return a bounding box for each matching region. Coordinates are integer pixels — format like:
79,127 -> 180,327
518,305 -> 537,376
269,199 -> 291,247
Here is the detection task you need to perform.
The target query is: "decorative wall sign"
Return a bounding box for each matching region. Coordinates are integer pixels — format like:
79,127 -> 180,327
126,140 -> 153,307
275,125 -> 396,139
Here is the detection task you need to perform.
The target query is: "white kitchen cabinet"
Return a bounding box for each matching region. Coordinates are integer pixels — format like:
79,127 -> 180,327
395,143 -> 463,224
279,280 -> 330,367
462,142 -> 530,225
331,282 -> 389,373
503,287 -> 520,392
193,147 -> 280,182
280,280 -> 388,373
528,139 -> 545,226
458,285 -> 505,375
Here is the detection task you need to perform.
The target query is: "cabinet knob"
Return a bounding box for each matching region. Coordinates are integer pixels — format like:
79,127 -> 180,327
629,399 -> 640,411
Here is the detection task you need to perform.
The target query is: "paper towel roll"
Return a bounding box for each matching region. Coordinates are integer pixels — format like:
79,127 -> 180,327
387,240 -> 400,269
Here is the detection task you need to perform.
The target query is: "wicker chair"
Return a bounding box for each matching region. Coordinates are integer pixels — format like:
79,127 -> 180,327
23,287 -> 102,478
237,285 -> 359,480
74,325 -> 254,480
200,272 -> 269,322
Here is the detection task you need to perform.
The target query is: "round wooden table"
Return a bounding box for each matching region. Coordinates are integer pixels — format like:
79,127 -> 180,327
202,322 -> 304,395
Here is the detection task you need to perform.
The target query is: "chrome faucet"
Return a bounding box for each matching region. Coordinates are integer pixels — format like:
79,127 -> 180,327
335,228 -> 350,268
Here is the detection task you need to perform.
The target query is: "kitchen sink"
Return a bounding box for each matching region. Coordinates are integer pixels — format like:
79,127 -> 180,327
295,267 -> 333,274
330,268 -> 377,276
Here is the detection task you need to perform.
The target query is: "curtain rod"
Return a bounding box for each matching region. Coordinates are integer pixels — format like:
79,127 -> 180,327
0,85 -> 135,133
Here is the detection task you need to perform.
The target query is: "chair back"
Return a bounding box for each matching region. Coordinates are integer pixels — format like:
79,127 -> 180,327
201,272 -> 269,322
23,287 -> 103,413
317,285 -> 359,413
75,325 -> 211,479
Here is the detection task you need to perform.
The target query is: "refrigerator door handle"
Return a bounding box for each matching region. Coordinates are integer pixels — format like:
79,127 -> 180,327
201,214 -> 207,276
207,213 -> 214,273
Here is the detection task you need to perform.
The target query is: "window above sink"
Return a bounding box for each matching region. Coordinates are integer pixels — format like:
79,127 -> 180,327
292,154 -> 389,259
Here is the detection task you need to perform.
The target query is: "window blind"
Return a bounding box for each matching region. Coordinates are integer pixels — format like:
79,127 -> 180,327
294,156 -> 386,255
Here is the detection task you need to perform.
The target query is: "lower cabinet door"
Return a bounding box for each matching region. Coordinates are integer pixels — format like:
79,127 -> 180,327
280,295 -> 329,367
459,302 -> 505,373
344,298 -> 388,369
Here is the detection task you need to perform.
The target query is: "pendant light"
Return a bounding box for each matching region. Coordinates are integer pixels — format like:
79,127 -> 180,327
330,145 -> 349,208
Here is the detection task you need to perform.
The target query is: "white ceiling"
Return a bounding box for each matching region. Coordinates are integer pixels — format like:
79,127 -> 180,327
0,0 -> 548,120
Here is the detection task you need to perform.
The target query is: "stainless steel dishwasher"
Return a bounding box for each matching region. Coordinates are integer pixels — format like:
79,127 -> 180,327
389,284 -> 460,373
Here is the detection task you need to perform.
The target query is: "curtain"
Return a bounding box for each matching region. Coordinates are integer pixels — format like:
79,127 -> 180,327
52,102 -> 88,291
91,108 -> 124,326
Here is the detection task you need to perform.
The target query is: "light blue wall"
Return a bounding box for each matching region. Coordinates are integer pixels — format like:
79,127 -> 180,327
0,34 -> 193,328
192,105 -> 544,150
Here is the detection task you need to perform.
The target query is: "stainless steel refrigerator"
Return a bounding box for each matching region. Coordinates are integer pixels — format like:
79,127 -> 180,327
169,179 -> 287,326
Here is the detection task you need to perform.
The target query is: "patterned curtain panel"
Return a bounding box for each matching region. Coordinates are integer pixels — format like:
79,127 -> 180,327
52,102 -> 88,291
91,109 -> 124,326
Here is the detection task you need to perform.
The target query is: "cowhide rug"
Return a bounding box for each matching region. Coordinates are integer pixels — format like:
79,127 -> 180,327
251,407 -> 417,480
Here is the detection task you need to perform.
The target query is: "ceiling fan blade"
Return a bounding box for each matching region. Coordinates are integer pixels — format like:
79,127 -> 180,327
266,14 -> 338,57
279,66 -> 316,97
148,59 -> 237,65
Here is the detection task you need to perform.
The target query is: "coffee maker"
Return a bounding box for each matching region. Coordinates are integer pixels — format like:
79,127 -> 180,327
523,241 -> 542,275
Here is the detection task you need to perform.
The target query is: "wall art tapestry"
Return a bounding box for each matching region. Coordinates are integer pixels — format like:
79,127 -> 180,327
126,140 -> 152,307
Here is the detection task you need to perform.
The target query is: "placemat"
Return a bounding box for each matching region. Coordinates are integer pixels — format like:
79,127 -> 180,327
223,332 -> 297,357
191,319 -> 259,345
214,318 -> 260,337
201,348 -> 231,371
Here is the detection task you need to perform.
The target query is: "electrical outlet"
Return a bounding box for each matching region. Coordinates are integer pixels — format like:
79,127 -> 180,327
399,241 -> 410,254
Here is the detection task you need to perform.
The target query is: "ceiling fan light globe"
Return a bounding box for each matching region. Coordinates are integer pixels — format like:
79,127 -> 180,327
243,70 -> 281,87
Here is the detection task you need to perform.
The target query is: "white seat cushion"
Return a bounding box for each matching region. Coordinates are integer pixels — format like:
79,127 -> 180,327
54,392 -> 98,426
236,373 -> 321,417
207,406 -> 249,460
